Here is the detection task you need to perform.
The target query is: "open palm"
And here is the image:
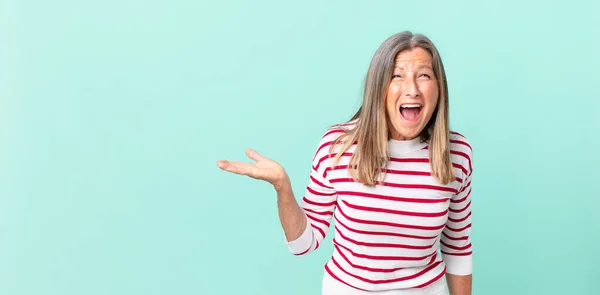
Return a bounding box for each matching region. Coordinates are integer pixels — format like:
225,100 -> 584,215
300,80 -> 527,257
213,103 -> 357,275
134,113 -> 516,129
216,149 -> 287,187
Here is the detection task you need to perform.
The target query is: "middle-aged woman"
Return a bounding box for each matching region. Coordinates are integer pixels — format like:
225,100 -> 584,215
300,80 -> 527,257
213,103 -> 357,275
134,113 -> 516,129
217,31 -> 474,295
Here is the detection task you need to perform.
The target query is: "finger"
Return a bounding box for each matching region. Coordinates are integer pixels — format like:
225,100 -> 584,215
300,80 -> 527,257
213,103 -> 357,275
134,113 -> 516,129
216,160 -> 230,170
217,160 -> 259,178
246,148 -> 268,163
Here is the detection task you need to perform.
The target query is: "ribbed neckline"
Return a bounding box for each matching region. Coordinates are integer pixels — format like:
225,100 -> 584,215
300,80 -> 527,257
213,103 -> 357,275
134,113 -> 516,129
388,137 -> 429,156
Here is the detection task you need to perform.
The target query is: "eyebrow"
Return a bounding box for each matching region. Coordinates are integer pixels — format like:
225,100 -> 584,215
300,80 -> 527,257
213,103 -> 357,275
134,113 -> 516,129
394,64 -> 433,70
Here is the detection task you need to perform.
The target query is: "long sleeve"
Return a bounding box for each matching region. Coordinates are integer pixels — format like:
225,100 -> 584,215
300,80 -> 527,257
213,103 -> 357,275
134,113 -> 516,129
440,145 -> 473,275
285,129 -> 340,255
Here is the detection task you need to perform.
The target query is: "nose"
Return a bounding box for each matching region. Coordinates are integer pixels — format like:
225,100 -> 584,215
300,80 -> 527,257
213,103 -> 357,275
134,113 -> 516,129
403,79 -> 419,98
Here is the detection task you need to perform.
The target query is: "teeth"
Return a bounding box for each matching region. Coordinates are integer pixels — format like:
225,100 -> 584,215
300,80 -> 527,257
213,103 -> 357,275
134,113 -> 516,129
401,104 -> 422,108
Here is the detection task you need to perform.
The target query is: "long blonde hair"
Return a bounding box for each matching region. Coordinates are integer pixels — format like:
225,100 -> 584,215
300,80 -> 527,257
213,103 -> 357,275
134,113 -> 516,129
330,31 -> 453,186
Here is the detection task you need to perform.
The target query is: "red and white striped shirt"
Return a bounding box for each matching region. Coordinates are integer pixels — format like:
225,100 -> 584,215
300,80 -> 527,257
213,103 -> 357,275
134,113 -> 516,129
286,121 -> 473,292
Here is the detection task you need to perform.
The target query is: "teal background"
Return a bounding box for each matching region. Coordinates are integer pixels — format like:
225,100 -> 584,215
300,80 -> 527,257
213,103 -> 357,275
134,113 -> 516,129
1,0 -> 599,294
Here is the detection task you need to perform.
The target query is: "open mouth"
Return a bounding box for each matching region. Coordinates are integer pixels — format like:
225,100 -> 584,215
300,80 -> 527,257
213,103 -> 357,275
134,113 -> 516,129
399,103 -> 422,122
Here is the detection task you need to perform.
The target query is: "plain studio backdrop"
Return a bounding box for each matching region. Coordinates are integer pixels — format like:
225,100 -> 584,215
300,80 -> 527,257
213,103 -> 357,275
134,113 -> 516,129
1,0 -> 599,294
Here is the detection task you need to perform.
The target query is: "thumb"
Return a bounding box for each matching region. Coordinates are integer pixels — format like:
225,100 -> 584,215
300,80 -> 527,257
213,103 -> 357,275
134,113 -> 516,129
246,148 -> 268,162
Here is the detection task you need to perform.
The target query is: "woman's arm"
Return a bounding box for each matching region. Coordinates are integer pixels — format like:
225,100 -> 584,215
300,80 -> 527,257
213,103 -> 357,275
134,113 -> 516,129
217,149 -> 308,242
217,128 -> 340,255
273,175 -> 308,242
446,273 -> 472,295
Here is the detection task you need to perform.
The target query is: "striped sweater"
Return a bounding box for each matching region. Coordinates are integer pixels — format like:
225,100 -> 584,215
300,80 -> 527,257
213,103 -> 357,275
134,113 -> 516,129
285,122 -> 473,291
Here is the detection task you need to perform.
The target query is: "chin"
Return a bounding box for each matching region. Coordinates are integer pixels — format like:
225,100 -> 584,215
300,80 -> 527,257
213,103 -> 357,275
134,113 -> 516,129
390,124 -> 423,140
403,129 -> 423,140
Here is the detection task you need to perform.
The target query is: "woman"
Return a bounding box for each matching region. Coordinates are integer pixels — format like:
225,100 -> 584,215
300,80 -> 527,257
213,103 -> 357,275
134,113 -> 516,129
216,31 -> 473,295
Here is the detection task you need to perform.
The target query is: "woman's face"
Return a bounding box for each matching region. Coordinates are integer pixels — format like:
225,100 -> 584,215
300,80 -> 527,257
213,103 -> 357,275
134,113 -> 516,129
385,47 -> 439,140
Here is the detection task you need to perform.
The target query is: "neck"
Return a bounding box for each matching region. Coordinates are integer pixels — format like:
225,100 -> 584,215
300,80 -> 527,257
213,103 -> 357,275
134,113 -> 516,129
389,129 -> 417,141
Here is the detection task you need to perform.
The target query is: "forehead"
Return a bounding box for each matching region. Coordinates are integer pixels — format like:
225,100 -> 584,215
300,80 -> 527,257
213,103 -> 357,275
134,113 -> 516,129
394,47 -> 433,66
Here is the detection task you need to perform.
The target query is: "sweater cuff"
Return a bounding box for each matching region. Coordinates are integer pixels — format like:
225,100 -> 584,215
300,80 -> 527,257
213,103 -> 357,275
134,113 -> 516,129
284,215 -> 313,255
442,253 -> 473,275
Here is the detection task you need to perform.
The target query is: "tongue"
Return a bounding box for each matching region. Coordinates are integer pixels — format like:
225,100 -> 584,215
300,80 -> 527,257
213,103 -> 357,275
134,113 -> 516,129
401,108 -> 420,121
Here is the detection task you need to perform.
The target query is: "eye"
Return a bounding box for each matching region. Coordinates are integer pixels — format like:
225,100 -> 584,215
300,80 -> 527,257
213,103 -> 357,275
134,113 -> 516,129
392,74 -> 402,79
419,74 -> 431,79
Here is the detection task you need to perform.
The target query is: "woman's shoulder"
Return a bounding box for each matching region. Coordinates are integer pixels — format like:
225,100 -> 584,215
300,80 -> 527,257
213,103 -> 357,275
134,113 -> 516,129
449,130 -> 474,176
449,131 -> 472,153
329,119 -> 359,131
319,119 -> 359,141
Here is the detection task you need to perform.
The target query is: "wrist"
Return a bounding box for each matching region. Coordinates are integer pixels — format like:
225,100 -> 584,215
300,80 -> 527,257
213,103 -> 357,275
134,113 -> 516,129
273,175 -> 292,196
